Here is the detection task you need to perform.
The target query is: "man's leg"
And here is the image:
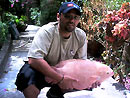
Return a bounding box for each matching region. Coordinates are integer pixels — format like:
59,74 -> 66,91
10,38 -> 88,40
46,85 -> 92,98
46,84 -> 65,98
23,84 -> 40,98
15,62 -> 46,98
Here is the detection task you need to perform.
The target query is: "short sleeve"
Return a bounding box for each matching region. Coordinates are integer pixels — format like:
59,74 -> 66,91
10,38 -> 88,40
74,28 -> 87,59
27,26 -> 53,59
75,38 -> 87,59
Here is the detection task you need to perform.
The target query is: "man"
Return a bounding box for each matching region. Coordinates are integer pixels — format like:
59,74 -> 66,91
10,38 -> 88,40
15,2 -> 100,98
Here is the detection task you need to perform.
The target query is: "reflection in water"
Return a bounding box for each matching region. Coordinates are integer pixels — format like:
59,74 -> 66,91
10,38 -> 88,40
0,54 -> 27,92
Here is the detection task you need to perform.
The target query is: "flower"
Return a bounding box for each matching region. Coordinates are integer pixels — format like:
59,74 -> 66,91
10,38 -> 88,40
16,0 -> 19,2
11,3 -> 14,8
124,76 -> 130,90
93,2 -> 130,90
112,19 -> 130,40
102,2 -> 130,45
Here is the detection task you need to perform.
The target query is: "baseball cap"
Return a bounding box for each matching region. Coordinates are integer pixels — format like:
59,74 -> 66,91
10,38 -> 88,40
59,2 -> 81,16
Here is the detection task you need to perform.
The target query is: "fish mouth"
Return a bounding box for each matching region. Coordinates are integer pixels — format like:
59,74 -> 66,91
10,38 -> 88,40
111,72 -> 114,76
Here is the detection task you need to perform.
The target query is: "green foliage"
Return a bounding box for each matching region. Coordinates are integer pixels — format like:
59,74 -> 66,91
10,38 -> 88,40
81,1 -> 130,89
39,0 -> 84,26
16,15 -> 28,26
4,12 -> 28,31
4,12 -> 27,25
40,0 -> 62,25
29,7 -> 41,26
0,21 -> 8,43
80,0 -> 107,38
4,12 -> 18,24
106,0 -> 129,10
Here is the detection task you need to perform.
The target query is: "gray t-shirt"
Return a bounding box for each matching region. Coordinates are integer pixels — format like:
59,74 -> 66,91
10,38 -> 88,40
28,22 -> 87,66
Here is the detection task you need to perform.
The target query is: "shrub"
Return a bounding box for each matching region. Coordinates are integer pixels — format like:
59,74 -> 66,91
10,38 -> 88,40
81,0 -> 130,90
4,12 -> 28,32
29,7 -> 41,26
0,21 -> 8,46
40,0 -> 62,26
93,2 -> 129,89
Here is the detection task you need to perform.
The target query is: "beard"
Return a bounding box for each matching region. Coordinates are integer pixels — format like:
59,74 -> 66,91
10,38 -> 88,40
60,21 -> 76,33
65,23 -> 76,32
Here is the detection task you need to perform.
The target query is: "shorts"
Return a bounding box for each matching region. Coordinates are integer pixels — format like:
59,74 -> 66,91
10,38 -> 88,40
15,61 -> 52,91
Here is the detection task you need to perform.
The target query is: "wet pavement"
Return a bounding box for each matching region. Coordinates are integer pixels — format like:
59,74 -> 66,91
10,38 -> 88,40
0,25 -> 37,98
0,51 -> 27,98
0,25 -> 129,98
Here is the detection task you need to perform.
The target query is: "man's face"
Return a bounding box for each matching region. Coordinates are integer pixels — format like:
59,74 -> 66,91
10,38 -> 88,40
59,9 -> 80,33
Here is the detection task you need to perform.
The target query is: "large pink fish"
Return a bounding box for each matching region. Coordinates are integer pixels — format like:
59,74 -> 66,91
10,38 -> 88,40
46,59 -> 114,90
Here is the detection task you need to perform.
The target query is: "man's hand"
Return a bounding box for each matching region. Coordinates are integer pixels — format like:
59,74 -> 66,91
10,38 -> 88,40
91,81 -> 101,88
58,75 -> 78,90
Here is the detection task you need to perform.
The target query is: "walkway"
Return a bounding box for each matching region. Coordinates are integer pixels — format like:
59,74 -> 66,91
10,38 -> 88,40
0,25 -> 129,98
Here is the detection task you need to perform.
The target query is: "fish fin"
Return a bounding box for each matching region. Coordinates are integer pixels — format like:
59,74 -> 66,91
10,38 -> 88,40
89,76 -> 100,84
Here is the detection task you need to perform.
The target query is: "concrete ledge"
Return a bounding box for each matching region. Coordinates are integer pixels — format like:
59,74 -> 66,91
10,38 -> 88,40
38,78 -> 128,98
0,34 -> 12,78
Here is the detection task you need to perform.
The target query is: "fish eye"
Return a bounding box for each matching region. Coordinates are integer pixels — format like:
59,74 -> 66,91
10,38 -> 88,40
106,72 -> 109,74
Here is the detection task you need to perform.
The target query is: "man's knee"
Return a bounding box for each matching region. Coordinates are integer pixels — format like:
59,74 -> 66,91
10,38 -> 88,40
23,85 -> 40,98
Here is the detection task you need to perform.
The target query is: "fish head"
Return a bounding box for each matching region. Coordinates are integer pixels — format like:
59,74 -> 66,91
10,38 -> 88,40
98,64 -> 114,82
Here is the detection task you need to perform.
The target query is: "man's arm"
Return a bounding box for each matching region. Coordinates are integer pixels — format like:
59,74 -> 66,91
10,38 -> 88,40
28,58 -> 79,89
28,57 -> 63,84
